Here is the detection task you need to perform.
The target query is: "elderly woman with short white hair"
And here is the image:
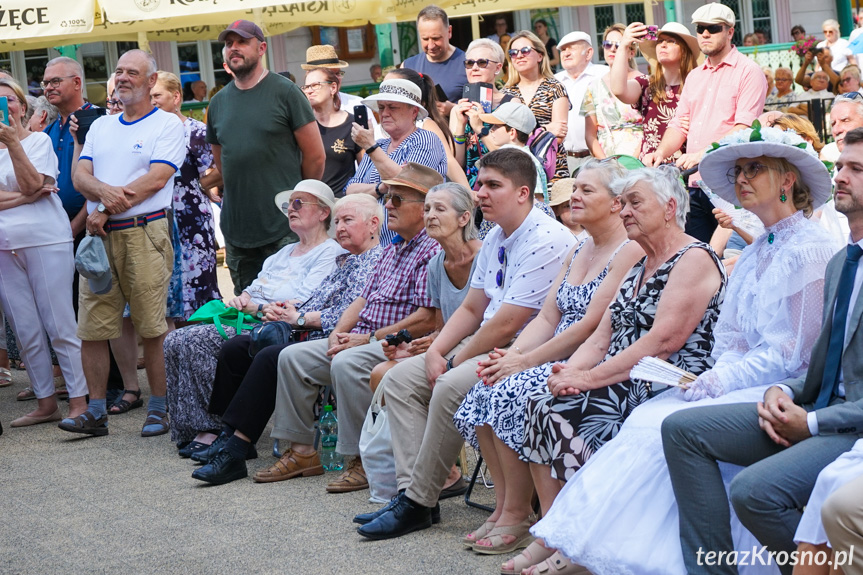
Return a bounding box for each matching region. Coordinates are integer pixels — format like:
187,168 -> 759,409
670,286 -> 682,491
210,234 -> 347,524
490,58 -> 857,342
164,180 -> 345,447
347,76 -> 447,244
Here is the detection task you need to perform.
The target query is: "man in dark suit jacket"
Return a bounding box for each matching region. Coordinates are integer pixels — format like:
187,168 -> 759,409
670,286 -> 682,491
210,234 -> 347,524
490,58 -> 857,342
662,127 -> 863,575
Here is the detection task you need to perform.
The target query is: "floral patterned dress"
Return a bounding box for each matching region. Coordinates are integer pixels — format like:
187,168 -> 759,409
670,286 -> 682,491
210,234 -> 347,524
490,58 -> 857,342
453,240 -> 628,451
634,76 -> 682,160
582,75 -> 645,159
520,243 -> 725,480
172,117 -> 221,320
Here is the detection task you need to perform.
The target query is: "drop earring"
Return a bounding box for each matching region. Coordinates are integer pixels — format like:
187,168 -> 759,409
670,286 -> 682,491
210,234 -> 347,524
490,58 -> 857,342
780,188 -> 787,203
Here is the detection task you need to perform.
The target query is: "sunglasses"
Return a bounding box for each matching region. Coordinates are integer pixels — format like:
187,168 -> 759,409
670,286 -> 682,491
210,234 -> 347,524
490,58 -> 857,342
726,161 -> 769,184
834,91 -> 863,106
696,24 -> 726,35
496,246 -> 507,288
840,77 -> 857,84
508,46 -> 534,58
383,193 -> 425,208
281,199 -> 320,212
464,59 -> 498,69
602,40 -> 620,50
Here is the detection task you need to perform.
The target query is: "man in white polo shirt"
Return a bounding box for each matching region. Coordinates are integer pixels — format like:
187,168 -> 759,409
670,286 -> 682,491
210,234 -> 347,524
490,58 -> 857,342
60,49 -> 185,438
554,31 -> 608,174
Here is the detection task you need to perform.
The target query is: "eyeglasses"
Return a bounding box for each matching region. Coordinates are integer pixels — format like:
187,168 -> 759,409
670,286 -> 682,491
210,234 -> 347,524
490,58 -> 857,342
300,81 -> 333,92
106,99 -> 122,108
281,199 -> 320,212
40,75 -> 77,90
602,40 -> 620,50
508,47 -> 534,58
496,246 -> 507,288
840,77 -> 857,84
726,161 -> 769,184
464,59 -> 498,69
383,193 -> 425,208
696,24 -> 726,35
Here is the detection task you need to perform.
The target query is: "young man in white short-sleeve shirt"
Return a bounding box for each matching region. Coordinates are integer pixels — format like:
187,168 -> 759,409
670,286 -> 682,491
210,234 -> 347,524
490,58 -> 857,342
61,49 -> 185,438
356,147 -> 575,539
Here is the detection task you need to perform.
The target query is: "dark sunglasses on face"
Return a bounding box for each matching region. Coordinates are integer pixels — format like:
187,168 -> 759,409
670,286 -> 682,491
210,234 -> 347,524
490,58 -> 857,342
726,161 -> 769,184
508,46 -> 534,58
696,24 -> 725,35
282,199 -> 319,212
464,59 -> 498,69
384,193 -> 425,208
602,40 -> 620,50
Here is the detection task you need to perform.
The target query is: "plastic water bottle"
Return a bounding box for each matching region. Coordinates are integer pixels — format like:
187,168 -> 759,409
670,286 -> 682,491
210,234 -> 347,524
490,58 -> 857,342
319,405 -> 343,471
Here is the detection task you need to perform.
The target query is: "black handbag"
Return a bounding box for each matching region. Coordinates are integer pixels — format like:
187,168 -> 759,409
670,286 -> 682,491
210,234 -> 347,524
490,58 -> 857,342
249,321 -> 304,357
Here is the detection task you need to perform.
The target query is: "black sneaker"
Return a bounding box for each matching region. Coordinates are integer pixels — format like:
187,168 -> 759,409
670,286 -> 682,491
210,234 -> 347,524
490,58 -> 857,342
191,449 -> 248,485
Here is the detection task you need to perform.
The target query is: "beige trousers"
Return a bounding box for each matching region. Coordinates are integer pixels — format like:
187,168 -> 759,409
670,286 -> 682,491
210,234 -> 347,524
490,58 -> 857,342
822,472 -> 863,574
383,337 -> 489,508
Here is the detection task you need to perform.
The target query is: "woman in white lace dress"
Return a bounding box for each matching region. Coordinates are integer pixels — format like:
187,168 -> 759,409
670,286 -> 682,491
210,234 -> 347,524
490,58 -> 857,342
527,125 -> 836,575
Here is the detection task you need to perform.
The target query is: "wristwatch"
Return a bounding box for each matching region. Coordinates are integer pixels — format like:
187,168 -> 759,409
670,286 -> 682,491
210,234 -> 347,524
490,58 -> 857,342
296,312 -> 306,327
374,181 -> 384,197
366,143 -> 380,155
369,333 -> 378,344
97,202 -> 107,214
255,304 -> 264,319
446,356 -> 455,371
479,126 -> 490,137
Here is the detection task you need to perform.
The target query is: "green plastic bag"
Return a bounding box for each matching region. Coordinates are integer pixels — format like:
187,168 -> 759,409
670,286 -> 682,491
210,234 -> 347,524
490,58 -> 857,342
187,300 -> 261,340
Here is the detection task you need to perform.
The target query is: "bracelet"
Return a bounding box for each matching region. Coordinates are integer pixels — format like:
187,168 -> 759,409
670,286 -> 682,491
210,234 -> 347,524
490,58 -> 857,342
453,135 -> 466,144
374,181 -> 384,197
366,143 -> 380,155
512,346 -> 523,354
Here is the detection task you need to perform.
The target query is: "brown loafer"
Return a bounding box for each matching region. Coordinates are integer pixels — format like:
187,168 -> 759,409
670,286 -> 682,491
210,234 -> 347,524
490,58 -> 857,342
253,449 -> 324,483
326,457 -> 368,493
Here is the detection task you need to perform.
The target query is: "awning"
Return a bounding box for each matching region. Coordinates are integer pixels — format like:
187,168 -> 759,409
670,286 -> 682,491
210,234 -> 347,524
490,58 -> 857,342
0,0 -> 95,42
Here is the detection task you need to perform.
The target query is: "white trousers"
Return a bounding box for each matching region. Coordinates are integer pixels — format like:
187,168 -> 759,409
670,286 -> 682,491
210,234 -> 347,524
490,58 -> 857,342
0,243 -> 87,399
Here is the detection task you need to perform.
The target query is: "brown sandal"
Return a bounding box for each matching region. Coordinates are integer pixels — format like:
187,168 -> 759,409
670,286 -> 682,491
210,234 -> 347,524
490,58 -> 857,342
326,457 -> 368,493
253,449 -> 324,483
108,389 -> 143,414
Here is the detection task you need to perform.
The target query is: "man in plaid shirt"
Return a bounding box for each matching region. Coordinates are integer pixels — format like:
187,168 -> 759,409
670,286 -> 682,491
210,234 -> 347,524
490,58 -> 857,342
250,164 -> 441,491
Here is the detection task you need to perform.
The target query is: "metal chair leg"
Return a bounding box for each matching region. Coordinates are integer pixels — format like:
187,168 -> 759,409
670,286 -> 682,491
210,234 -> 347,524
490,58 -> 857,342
464,454 -> 495,513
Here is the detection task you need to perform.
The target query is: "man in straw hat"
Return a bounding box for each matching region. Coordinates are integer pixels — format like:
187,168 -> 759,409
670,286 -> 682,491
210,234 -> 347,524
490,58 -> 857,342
554,31 -> 608,174
356,147 -> 575,540
401,5 -> 468,116
643,3 -> 767,244
662,126 -> 863,574
301,44 -> 377,133
207,19 -> 325,295
252,163 -> 442,493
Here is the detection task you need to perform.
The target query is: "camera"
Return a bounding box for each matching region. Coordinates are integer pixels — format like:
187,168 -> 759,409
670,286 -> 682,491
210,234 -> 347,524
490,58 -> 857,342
385,329 -> 413,347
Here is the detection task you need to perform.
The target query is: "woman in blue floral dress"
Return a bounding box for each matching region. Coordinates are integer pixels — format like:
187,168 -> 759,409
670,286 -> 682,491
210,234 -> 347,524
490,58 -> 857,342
152,72 -> 221,320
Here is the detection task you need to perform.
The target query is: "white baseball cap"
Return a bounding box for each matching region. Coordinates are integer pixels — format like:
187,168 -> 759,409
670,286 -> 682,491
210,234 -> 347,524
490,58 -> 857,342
479,101 -> 537,134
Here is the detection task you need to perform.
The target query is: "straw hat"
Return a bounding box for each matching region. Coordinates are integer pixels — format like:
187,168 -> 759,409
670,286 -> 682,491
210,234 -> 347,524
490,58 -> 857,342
382,162 -> 444,195
300,45 -> 349,71
549,178 -> 575,207
699,123 -> 832,210
639,23 -> 701,62
362,79 -> 428,120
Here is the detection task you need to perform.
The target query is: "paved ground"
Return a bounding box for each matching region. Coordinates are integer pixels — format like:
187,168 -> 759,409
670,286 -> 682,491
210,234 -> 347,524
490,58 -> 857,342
0,265 -> 503,575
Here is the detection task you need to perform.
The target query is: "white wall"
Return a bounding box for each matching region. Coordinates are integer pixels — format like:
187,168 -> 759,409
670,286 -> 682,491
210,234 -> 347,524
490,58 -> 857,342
787,0 -> 838,36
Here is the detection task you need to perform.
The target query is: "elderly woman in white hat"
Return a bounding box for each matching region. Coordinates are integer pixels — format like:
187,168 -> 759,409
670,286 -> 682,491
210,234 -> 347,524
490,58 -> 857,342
164,180 -> 345,448
346,77 -> 447,244
610,22 -> 701,161
525,125 -> 837,575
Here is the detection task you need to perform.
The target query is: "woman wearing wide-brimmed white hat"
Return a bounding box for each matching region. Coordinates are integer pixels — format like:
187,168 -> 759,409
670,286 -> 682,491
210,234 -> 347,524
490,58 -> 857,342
610,22 -> 701,162
346,77 -> 447,244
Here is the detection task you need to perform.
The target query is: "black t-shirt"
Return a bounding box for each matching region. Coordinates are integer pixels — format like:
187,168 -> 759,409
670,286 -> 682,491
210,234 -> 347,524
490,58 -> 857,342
319,113 -> 360,197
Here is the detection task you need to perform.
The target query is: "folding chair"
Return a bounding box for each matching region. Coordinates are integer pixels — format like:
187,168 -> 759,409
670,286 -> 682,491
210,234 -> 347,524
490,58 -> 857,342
463,445 -> 495,513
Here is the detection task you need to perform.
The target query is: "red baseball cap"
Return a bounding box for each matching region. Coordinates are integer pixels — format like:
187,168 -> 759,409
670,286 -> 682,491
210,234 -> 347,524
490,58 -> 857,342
218,20 -> 265,42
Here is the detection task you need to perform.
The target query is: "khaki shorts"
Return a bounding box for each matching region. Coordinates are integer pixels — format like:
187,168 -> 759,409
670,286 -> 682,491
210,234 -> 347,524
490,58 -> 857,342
78,218 -> 173,341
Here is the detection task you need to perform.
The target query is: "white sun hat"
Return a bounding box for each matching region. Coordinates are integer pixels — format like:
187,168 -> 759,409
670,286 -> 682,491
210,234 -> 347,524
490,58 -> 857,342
699,123 -> 832,210
362,78 -> 428,120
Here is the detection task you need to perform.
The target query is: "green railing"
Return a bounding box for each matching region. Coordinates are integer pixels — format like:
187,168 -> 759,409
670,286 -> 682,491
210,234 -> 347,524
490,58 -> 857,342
341,82 -> 380,97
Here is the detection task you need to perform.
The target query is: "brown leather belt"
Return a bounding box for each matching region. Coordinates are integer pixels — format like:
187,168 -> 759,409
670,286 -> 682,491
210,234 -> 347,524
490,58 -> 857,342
566,150 -> 590,159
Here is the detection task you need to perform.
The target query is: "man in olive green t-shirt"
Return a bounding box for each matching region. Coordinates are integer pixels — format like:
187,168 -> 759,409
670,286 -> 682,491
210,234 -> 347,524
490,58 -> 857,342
207,20 -> 325,294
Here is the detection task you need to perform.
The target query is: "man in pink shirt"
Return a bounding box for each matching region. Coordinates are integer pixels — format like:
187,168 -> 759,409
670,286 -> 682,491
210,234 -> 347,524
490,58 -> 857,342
644,2 -> 767,242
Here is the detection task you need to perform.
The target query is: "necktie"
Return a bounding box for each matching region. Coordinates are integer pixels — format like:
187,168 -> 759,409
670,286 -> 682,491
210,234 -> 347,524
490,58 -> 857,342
816,243 -> 863,409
